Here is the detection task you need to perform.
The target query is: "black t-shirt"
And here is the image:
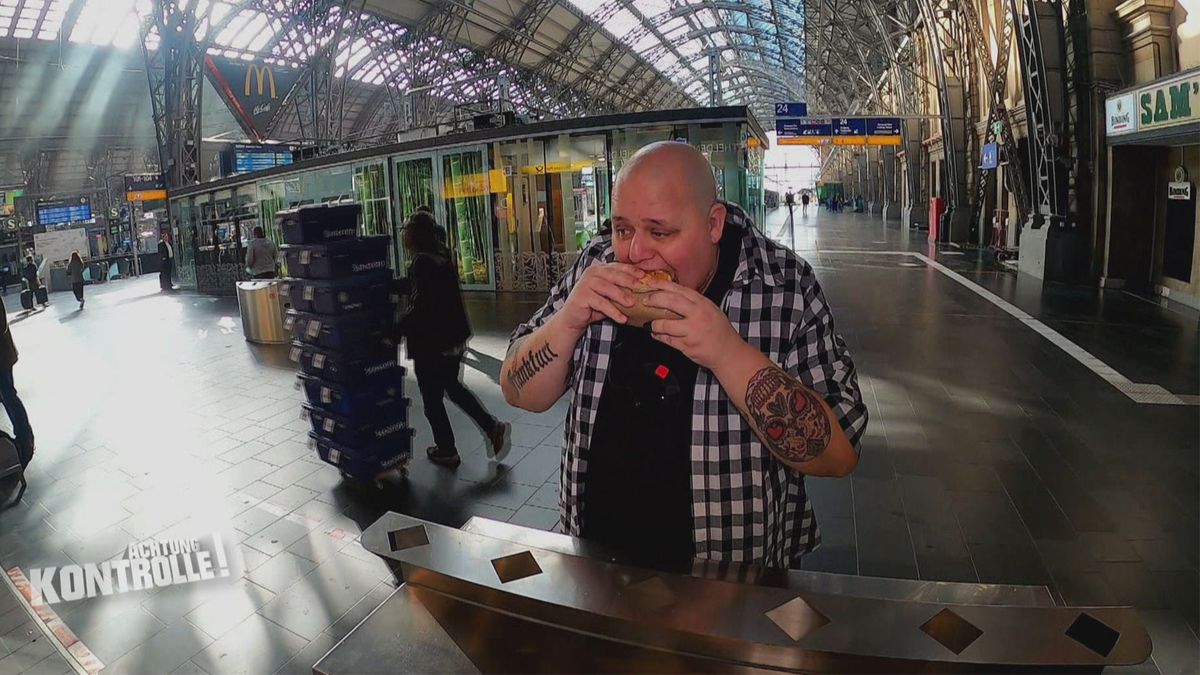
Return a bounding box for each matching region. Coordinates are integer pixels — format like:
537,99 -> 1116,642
581,223 -> 742,572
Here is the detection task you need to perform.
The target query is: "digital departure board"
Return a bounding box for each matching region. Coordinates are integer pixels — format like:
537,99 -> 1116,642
220,144 -> 295,176
36,197 -> 93,226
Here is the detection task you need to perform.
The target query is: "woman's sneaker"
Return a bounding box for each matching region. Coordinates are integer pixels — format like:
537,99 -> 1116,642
487,421 -> 511,462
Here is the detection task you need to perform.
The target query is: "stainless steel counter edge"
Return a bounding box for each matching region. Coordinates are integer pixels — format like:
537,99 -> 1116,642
361,512 -> 1152,670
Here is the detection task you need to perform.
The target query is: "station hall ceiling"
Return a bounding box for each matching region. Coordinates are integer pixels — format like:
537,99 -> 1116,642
0,0 -> 904,174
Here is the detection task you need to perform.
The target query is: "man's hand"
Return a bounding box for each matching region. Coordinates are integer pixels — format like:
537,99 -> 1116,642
558,263 -> 643,334
643,279 -> 742,370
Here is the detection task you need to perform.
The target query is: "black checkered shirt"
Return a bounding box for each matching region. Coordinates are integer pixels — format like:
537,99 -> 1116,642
510,202 -> 868,568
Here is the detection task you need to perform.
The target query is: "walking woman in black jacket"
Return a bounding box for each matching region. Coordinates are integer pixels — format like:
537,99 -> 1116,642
398,212 -> 509,468
0,293 -> 34,466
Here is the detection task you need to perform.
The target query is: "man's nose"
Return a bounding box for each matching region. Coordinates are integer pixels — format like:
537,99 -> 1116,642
627,231 -> 655,263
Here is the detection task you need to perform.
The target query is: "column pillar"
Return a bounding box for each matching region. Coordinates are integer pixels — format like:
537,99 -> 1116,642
882,146 -> 901,221
901,119 -> 925,228
1114,0 -> 1177,82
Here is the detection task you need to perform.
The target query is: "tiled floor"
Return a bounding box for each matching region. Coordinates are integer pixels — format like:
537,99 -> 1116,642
0,207 -> 1195,674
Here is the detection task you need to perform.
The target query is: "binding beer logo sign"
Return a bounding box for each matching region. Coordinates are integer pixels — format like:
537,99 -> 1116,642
1105,93 -> 1137,136
1168,165 -> 1192,201
205,55 -> 303,142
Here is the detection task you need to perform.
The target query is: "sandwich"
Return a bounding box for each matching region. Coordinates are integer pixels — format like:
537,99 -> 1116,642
624,269 -> 682,328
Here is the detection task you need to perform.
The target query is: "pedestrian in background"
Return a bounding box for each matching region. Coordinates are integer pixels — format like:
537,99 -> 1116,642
397,211 -> 509,469
21,257 -> 47,308
245,226 -> 278,279
414,205 -> 448,248
158,230 -> 174,291
66,251 -> 85,309
0,292 -> 34,467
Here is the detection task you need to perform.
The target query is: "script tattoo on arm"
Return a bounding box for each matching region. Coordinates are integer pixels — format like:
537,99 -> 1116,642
745,366 -> 832,464
507,341 -> 560,392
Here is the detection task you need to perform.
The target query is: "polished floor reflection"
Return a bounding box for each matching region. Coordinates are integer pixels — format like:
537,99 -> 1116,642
0,207 -> 1195,674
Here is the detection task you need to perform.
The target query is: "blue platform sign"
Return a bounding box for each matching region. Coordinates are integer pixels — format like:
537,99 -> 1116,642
777,118 -> 831,145
774,102 -> 808,117
981,142 -> 999,170
866,117 -> 902,136
776,119 -> 802,136
832,118 -> 867,136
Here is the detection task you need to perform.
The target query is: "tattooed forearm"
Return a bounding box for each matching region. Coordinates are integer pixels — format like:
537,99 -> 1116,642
507,341 -> 560,392
745,366 -> 832,464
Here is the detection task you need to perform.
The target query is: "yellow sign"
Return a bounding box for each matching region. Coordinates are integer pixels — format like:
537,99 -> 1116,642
778,137 -> 831,146
519,160 -> 594,175
780,136 -> 900,146
245,63 -> 277,98
127,189 -> 167,202
1138,72 -> 1200,132
441,170 -> 509,199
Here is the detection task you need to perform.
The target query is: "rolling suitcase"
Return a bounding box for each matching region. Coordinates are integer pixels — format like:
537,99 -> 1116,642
0,431 -> 27,509
34,286 -> 47,305
19,290 -> 33,310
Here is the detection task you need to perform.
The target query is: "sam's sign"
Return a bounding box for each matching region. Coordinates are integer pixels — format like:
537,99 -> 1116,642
1138,72 -> 1200,132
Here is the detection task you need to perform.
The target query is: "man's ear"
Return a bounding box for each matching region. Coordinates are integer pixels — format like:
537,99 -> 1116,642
708,202 -> 727,244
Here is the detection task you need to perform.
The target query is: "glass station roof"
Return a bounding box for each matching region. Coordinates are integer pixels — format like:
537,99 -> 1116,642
0,0 -> 809,123
566,0 -> 806,117
0,0 -> 571,114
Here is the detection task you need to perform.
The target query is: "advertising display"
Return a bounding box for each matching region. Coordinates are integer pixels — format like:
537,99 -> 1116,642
0,189 -> 21,217
1105,93 -> 1137,136
36,197 -> 92,226
204,55 -> 304,141
33,227 -> 88,265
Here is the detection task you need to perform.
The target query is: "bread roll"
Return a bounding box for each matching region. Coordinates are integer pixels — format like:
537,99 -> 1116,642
623,270 -> 682,328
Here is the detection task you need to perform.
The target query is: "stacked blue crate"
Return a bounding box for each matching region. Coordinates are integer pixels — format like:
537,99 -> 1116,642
279,203 -> 414,480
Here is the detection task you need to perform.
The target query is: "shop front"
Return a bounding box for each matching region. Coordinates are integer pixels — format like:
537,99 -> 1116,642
168,107 -> 768,295
1103,68 -> 1200,309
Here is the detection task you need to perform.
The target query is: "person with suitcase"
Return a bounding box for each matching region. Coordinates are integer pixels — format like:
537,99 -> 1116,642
21,257 -> 47,308
397,211 -> 509,469
0,292 -> 33,468
67,251 -> 86,309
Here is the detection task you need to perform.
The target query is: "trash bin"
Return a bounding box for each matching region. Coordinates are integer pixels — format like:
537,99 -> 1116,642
236,280 -> 289,344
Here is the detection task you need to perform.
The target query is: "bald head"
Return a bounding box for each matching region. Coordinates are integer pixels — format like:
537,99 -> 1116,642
609,141 -> 728,292
614,141 -> 718,213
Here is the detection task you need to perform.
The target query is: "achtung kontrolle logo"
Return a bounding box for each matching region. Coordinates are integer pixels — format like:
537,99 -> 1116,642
27,532 -> 232,606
